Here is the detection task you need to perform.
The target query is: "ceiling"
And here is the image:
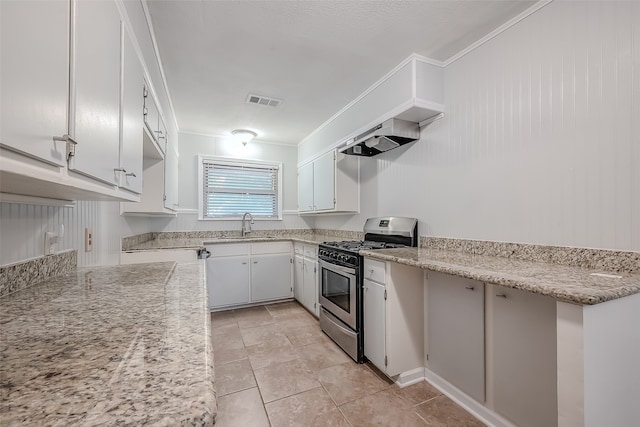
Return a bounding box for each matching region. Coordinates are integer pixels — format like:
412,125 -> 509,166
146,0 -> 537,145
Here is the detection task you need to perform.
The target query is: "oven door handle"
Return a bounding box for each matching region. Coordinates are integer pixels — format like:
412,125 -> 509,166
318,259 -> 356,276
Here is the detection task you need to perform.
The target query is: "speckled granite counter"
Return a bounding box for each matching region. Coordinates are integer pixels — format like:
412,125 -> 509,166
0,261 -> 215,426
124,233 -> 346,252
361,247 -> 640,305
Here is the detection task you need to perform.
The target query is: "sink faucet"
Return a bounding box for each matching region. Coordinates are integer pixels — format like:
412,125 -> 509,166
241,212 -> 254,237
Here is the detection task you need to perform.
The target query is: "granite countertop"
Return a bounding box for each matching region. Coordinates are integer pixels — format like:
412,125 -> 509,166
124,234 -> 344,251
0,261 -> 215,426
361,247 -> 640,305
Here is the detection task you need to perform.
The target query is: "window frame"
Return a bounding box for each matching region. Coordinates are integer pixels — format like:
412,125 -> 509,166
197,155 -> 283,221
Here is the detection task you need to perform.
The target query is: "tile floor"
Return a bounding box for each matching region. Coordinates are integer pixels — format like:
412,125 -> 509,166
211,301 -> 485,426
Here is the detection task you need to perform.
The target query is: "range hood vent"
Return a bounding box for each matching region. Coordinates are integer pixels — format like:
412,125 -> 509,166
339,118 -> 421,157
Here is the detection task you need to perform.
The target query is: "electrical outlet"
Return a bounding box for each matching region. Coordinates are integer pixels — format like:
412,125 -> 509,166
44,232 -> 58,255
85,227 -> 93,252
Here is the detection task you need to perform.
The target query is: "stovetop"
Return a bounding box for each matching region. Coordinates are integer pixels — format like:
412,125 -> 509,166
321,240 -> 408,252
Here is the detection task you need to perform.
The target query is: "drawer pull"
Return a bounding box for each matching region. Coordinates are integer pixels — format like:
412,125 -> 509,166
496,293 -> 507,298
465,286 -> 475,291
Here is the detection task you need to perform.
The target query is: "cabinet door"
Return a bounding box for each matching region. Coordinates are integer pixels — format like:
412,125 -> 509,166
491,284 -> 557,427
427,272 -> 485,402
313,151 -> 335,211
119,27 -> 143,193
294,255 -> 304,303
302,257 -> 317,315
143,83 -> 160,146
71,0 -> 121,184
0,0 -> 69,167
207,256 -> 250,309
297,162 -> 314,212
250,254 -> 292,302
363,279 -> 386,371
164,143 -> 178,210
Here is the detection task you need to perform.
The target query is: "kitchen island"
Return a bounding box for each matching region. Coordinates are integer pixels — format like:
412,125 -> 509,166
0,261 -> 215,426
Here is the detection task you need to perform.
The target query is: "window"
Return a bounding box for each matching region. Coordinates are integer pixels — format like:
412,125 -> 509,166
198,156 -> 282,220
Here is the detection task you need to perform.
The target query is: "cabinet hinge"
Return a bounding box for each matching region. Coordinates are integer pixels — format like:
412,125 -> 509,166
384,289 -> 387,300
163,194 -> 167,201
314,266 -> 317,273
426,354 -> 429,361
384,355 -> 388,367
290,258 -> 293,264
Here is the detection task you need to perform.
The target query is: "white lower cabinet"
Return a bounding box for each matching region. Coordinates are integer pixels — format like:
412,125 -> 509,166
251,254 -> 293,302
490,284 -> 558,427
206,242 -> 292,310
363,258 -> 424,377
293,243 -> 318,316
427,272 -> 485,403
208,256 -> 251,308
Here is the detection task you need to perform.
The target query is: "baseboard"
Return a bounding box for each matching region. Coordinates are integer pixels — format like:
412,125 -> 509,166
424,369 -> 516,427
394,367 -> 426,388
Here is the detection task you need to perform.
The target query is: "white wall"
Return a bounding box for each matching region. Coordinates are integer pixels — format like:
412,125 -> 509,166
315,1 -> 640,252
171,132 -> 313,231
0,201 -> 163,267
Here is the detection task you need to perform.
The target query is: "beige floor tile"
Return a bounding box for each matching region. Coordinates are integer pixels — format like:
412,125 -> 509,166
246,340 -> 299,370
340,388 -> 427,426
240,323 -> 289,347
215,358 -> 256,396
274,311 -> 319,330
212,329 -> 245,352
283,324 -> 327,347
415,395 -> 486,426
254,359 -> 321,403
213,346 -> 248,367
264,301 -> 305,317
211,310 -> 237,327
296,341 -> 351,372
215,387 -> 270,427
265,387 -> 349,427
234,306 -> 276,329
386,380 -> 443,406
317,361 -> 390,405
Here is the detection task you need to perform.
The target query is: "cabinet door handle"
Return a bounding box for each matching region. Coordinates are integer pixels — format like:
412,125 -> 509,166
253,261 -> 258,264
126,172 -> 137,178
368,269 -> 374,275
53,134 -> 78,160
241,262 -> 247,265
114,168 -> 127,173
465,286 -> 474,291
496,293 -> 507,298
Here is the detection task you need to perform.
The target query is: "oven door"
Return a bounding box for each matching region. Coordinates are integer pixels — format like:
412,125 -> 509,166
318,259 -> 357,330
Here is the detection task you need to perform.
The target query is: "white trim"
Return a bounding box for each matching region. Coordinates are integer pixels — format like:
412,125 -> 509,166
141,0 -> 180,133
443,0 -> 554,66
298,54 -> 439,148
393,367 -> 426,388
425,369 -> 517,427
198,155 -> 283,221
0,193 -> 76,208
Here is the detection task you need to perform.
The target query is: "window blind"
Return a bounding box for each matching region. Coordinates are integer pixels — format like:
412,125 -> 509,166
202,159 -> 279,219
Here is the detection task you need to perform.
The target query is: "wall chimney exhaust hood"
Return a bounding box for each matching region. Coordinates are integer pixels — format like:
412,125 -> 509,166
340,118 -> 421,157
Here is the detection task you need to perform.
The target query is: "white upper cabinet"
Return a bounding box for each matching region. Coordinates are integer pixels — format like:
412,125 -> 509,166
119,26 -> 144,194
163,142 -> 179,210
0,0 -> 69,167
297,162 -> 314,212
298,150 -> 358,214
312,151 -> 336,211
70,0 -> 122,185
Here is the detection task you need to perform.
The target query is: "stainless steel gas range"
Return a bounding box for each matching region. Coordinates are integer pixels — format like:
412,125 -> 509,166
318,216 -> 418,362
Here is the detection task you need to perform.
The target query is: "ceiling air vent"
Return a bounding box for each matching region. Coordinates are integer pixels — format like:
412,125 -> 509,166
246,93 -> 282,108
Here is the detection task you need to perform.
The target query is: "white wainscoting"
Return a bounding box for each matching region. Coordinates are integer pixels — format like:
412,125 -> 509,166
315,1 -> 640,252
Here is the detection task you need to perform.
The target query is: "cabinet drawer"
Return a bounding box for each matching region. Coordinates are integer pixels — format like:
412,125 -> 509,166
303,244 -> 317,258
294,243 -> 304,255
364,259 -> 386,283
251,241 -> 291,255
208,243 -> 250,257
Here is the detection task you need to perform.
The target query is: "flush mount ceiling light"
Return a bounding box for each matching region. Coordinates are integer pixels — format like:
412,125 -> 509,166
231,129 -> 257,146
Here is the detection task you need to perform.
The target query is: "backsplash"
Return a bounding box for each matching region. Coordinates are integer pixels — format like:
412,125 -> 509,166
421,237 -> 640,274
0,250 -> 77,298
